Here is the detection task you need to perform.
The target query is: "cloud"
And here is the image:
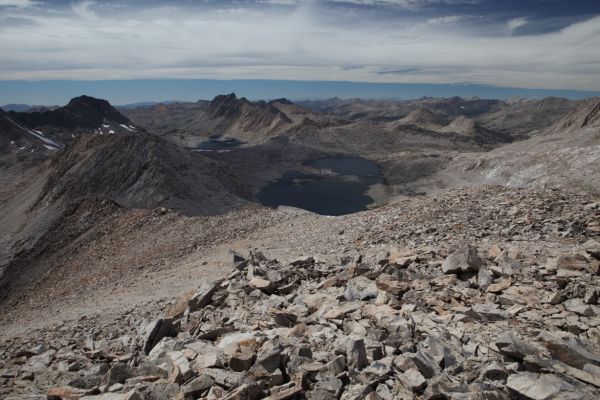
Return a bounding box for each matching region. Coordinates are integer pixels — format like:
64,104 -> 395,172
506,17 -> 528,35
0,1 -> 598,91
328,0 -> 483,8
0,0 -> 38,7
72,1 -> 98,20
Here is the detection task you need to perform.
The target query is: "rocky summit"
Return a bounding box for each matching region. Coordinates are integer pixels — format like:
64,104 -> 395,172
1,186 -> 599,399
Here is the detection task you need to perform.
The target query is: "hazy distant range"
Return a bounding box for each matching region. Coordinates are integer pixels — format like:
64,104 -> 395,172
2,79 -> 600,106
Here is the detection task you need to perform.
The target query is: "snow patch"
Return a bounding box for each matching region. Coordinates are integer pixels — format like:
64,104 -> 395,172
119,124 -> 135,132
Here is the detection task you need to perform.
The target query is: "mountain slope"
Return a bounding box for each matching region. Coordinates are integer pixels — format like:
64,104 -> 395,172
38,133 -> 254,215
0,133 -> 257,313
438,115 -> 513,144
0,133 -> 255,272
0,107 -> 62,158
478,97 -> 578,134
422,99 -> 600,195
545,98 -> 600,134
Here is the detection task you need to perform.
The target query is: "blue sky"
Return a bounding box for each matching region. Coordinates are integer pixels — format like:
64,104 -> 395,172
0,0 -> 599,103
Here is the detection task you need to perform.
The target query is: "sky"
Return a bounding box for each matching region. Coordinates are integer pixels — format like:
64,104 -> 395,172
1,0 -> 599,104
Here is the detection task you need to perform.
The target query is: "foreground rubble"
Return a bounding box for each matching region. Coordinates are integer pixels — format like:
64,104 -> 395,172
1,187 -> 600,399
3,234 -> 600,399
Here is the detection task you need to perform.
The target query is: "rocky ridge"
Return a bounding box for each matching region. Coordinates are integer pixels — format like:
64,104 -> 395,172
1,186 -> 600,399
4,96 -> 141,153
121,94 -> 334,147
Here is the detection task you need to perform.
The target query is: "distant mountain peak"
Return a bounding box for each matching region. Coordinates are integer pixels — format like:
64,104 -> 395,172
208,93 -> 243,119
66,95 -> 110,107
5,94 -> 137,145
63,96 -> 129,123
210,93 -> 238,103
268,98 -> 293,105
440,115 -> 478,135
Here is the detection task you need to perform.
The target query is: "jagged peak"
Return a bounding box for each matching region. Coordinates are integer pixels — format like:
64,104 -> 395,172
210,93 -> 238,103
207,93 -> 243,119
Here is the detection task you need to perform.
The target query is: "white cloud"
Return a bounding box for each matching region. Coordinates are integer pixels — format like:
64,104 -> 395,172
0,3 -> 598,90
0,0 -> 37,7
72,0 -> 98,20
425,15 -> 463,26
506,17 -> 528,35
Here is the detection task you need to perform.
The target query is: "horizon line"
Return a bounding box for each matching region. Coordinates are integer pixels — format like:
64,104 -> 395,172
2,79 -> 599,106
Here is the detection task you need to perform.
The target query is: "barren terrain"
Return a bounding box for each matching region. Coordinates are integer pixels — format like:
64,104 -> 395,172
1,95 -> 600,399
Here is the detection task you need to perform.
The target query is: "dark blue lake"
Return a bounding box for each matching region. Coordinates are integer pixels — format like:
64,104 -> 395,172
256,156 -> 382,216
197,136 -> 244,151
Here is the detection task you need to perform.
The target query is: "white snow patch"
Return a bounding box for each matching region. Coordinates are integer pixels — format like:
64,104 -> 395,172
102,124 -> 110,128
108,130 -> 115,134
119,124 -> 134,132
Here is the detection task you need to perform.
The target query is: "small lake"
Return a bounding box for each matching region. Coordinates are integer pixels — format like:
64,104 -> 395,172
256,156 -> 383,216
196,136 -> 244,151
